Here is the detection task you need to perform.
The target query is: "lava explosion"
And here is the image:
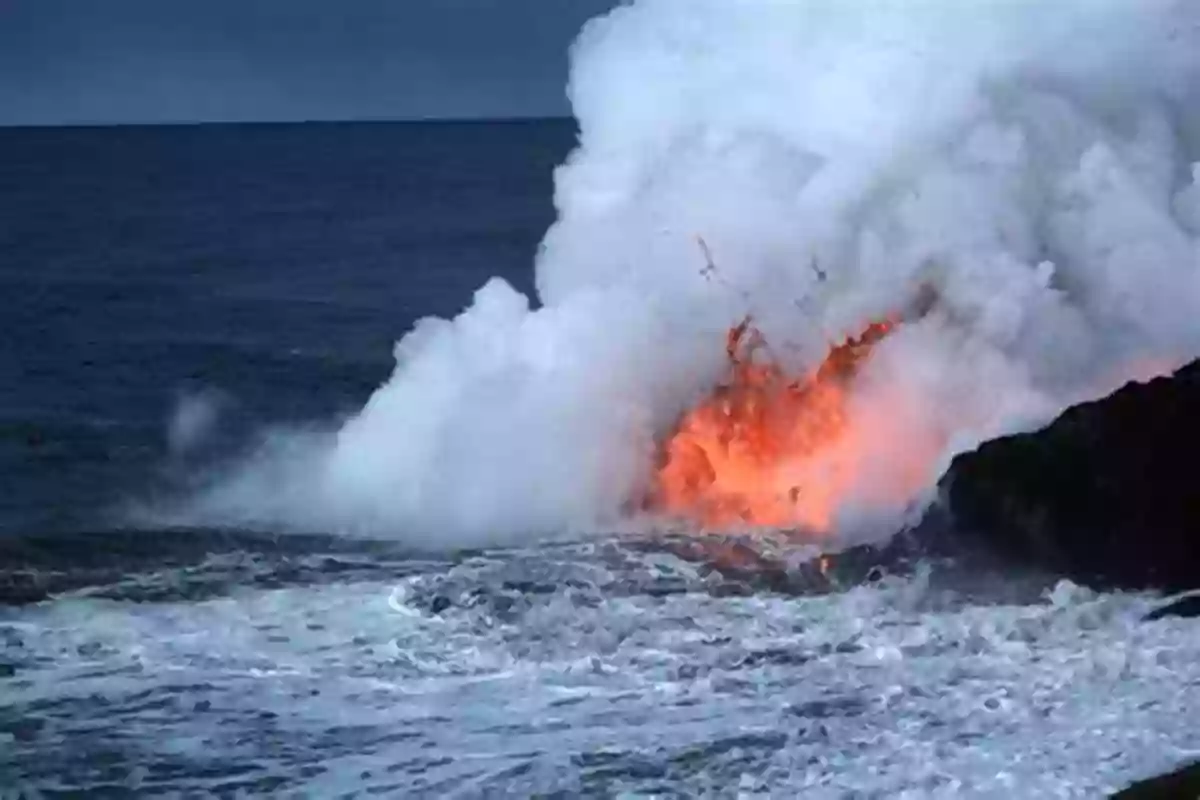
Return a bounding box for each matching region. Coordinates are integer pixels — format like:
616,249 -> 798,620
649,315 -> 896,535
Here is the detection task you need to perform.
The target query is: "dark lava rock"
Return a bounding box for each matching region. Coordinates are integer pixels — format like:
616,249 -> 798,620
945,360 -> 1200,592
1112,760 -> 1200,798
1144,592 -> 1200,621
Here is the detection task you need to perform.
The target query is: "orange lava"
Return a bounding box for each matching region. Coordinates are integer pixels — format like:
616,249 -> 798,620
648,317 -> 895,535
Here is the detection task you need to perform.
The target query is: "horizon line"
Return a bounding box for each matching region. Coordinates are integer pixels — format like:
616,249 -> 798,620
0,113 -> 577,132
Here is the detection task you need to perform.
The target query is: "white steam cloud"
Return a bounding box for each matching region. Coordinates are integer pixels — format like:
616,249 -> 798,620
180,0 -> 1200,547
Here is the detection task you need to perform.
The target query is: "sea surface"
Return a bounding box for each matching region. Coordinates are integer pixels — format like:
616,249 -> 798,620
2,121 -> 1198,798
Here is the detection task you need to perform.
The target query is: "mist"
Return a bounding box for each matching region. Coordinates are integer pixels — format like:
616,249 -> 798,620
169,0 -> 1200,548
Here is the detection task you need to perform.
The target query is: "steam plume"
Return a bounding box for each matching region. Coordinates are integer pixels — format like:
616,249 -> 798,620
182,0 -> 1200,547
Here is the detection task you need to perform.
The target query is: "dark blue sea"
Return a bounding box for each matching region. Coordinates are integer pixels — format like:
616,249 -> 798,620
1,121 -> 560,539
2,122 -> 1198,798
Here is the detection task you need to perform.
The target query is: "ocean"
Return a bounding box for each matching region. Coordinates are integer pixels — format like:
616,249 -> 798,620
2,121 -> 1198,797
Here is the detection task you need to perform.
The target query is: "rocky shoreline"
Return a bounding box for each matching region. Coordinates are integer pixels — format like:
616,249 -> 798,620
944,360 -> 1200,594
938,359 -> 1200,797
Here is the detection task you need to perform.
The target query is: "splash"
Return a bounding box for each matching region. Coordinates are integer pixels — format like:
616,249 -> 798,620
650,315 -> 894,534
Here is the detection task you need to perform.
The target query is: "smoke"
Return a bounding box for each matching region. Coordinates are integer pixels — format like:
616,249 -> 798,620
180,0 -> 1200,547
167,388 -> 231,460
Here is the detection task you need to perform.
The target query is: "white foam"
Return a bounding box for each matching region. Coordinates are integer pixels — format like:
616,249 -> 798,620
6,559 -> 1199,795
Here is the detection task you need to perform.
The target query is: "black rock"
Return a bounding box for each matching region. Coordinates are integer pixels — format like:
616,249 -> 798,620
944,360 -> 1200,593
1144,592 -> 1200,621
1112,760 -> 1200,798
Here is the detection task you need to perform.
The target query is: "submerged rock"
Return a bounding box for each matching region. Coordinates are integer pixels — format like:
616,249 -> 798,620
944,360 -> 1200,592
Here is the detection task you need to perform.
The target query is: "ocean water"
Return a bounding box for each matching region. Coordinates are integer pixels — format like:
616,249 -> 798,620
2,122 -> 1198,797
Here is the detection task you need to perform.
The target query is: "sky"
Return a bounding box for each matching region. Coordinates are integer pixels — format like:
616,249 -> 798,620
0,0 -> 619,125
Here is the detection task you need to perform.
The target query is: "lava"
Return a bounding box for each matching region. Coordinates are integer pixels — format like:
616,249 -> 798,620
648,316 -> 896,535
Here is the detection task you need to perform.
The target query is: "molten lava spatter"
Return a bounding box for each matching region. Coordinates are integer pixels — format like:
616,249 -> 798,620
650,317 -> 895,535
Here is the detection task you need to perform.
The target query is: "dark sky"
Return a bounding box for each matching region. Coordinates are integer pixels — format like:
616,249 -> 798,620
0,0 -> 619,125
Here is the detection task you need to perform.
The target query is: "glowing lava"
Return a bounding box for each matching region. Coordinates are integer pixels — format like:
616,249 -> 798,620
649,316 -> 895,535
